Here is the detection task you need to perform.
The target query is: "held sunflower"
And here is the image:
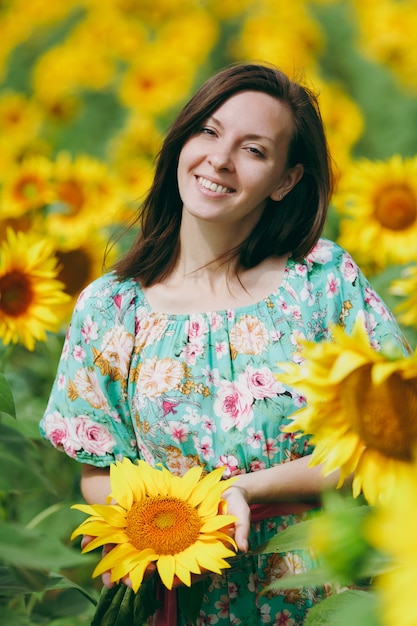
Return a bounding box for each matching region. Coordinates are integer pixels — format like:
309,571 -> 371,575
71,459 -> 238,592
276,319 -> 417,505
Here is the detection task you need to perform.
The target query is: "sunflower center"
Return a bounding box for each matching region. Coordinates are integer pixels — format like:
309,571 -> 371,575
0,270 -> 33,316
15,176 -> 44,202
56,249 -> 92,296
340,364 -> 417,460
57,180 -> 85,214
374,184 -> 417,231
125,496 -> 202,554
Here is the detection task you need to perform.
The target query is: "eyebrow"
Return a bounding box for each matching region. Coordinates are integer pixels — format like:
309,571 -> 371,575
208,115 -> 275,145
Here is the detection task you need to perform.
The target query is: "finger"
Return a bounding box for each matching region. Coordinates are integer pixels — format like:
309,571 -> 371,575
234,518 -> 250,553
80,535 -> 94,550
102,570 -> 114,589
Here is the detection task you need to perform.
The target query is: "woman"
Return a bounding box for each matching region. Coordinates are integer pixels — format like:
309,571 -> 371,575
40,63 -> 408,624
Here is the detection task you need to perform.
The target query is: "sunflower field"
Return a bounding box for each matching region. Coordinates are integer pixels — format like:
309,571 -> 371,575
1,0 -> 417,624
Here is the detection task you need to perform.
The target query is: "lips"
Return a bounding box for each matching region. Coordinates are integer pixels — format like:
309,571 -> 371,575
197,176 -> 234,194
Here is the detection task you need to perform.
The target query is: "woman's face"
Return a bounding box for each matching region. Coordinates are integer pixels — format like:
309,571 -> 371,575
177,90 -> 303,233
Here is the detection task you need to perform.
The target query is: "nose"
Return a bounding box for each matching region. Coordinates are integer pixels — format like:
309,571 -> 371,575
208,144 -> 235,172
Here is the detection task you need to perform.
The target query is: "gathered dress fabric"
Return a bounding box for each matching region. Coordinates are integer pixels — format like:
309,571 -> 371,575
40,238 -> 409,625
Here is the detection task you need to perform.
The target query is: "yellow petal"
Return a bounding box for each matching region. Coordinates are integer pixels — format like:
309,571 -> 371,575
157,554 -> 176,590
171,559 -> 192,587
128,559 -> 156,593
110,461 -> 134,509
174,550 -> 202,575
169,465 -> 203,501
82,532 -> 129,552
187,466 -> 226,508
200,515 -> 237,534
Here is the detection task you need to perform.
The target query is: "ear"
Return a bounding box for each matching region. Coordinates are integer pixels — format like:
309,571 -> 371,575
270,163 -> 304,201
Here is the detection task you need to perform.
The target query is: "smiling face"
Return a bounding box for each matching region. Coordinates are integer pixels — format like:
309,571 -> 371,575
177,90 -> 303,236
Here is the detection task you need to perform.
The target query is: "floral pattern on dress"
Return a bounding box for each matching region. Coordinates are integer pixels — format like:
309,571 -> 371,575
40,238 -> 409,625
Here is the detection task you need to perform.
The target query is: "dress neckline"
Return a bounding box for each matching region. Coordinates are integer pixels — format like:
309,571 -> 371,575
137,256 -> 296,319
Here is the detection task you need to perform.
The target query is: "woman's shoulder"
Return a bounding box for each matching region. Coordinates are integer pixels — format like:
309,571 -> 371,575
304,238 -> 355,269
72,271 -> 145,316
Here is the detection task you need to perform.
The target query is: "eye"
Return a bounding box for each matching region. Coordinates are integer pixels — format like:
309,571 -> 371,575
246,146 -> 265,158
200,126 -> 216,137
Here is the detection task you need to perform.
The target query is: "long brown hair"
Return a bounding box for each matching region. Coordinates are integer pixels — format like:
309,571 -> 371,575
113,63 -> 333,285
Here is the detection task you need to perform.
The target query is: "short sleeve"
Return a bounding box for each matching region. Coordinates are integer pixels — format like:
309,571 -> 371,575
40,273 -> 139,467
307,239 -> 411,355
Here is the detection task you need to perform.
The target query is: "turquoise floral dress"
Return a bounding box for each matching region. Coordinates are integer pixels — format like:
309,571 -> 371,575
40,239 -> 408,625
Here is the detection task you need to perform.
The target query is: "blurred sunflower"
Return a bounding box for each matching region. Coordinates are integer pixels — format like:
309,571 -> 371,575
0,91 -> 42,160
313,79 -> 364,186
118,45 -> 196,115
353,0 -> 417,92
71,459 -> 238,592
277,319 -> 417,505
0,156 -> 53,217
333,155 -> 417,272
390,264 -> 417,329
0,229 -> 70,351
45,152 -> 120,244
367,459 -> 417,626
230,2 -> 323,77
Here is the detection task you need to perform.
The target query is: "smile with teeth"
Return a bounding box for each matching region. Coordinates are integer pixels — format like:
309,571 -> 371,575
197,176 -> 234,194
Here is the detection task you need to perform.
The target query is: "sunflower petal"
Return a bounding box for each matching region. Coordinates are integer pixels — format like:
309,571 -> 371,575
187,466 -> 227,508
172,559 -> 192,587
157,554 -> 176,590
170,465 -> 203,501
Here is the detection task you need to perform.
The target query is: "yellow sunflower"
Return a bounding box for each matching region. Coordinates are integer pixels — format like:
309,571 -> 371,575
390,264 -> 417,328
367,458 -> 417,626
0,229 -> 70,351
333,154 -> 417,272
277,319 -> 417,505
71,459 -> 238,592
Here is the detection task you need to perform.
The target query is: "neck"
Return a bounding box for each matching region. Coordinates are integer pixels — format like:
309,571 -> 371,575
177,214 -> 248,277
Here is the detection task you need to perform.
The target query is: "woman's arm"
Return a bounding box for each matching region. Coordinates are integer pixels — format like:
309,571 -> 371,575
81,464 -> 111,504
222,455 -> 342,552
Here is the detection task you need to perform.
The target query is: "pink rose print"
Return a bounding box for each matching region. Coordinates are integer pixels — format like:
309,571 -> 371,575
182,340 -> 204,366
186,314 -> 209,340
42,411 -> 81,458
340,253 -> 358,283
73,416 -> 116,455
364,287 -> 390,318
243,366 -> 285,400
214,379 -> 254,431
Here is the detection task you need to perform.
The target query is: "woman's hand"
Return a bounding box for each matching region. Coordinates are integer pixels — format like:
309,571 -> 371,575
221,485 -> 251,553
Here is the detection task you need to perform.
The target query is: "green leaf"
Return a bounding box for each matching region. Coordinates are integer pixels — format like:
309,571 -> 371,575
262,564 -> 339,593
0,372 -> 16,418
0,603 -> 30,626
32,587 -> 96,621
253,517 -> 317,554
0,566 -> 31,597
91,579 -> 162,626
0,423 -> 49,491
0,565 -> 97,603
303,589 -> 381,626
178,579 -> 209,622
0,520 -> 92,569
